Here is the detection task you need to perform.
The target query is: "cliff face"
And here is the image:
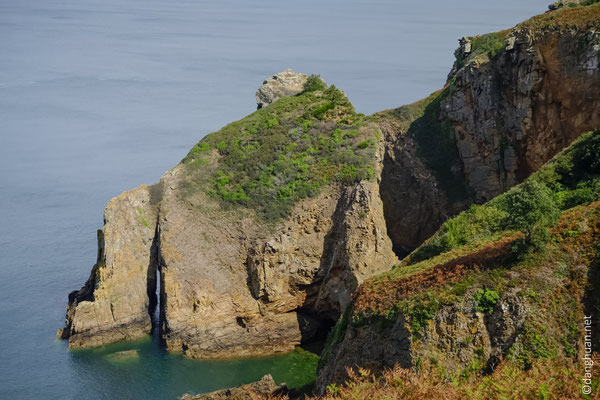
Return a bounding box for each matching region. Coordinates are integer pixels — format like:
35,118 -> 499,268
60,4 -> 600,371
317,131 -> 600,393
317,6 -> 600,391
60,81 -> 398,358
443,18 -> 600,202
379,5 -> 600,255
58,185 -> 159,347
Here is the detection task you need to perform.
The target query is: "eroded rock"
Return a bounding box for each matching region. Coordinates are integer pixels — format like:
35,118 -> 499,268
255,68 -> 308,109
181,374 -> 285,399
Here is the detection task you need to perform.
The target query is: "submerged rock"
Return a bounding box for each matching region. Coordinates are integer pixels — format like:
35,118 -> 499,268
105,349 -> 140,362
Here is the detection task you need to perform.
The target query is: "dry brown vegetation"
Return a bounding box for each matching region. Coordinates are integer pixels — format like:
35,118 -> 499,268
277,355 -> 600,400
353,232 -> 523,315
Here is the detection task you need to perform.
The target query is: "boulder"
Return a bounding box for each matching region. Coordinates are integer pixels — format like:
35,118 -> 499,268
180,374 -> 285,399
255,68 -> 308,109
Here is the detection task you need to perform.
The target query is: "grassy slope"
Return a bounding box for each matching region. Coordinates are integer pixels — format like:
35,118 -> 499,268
179,78 -> 380,222
317,131 -> 600,399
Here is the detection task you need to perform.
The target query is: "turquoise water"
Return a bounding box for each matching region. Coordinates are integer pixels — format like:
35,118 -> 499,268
0,0 -> 548,398
67,336 -> 317,398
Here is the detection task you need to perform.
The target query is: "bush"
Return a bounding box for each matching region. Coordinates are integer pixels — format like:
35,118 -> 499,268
496,180 -> 560,232
473,288 -> 500,315
303,74 -> 327,93
471,32 -> 506,58
408,294 -> 440,335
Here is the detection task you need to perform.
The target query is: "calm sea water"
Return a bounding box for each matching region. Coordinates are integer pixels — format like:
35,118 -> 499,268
0,0 -> 549,398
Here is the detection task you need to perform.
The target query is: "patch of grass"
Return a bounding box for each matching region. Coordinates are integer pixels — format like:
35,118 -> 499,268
136,206 -> 150,229
520,2 -> 600,30
410,205 -> 508,264
389,231 -> 517,280
452,30 -> 511,72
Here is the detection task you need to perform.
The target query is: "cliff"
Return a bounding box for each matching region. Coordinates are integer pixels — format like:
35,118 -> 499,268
60,4 -> 600,396
315,4 -> 600,395
379,4 -> 600,255
317,130 -> 600,395
60,72 -> 398,358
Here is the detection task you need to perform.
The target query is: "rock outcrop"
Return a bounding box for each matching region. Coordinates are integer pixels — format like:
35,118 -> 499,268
314,4 -> 600,393
181,374 -> 285,400
58,184 -> 160,348
316,129 -> 600,392
548,0 -> 583,11
378,4 -> 600,256
60,72 -> 398,359
442,20 -> 600,202
255,68 -> 308,109
317,292 -> 528,390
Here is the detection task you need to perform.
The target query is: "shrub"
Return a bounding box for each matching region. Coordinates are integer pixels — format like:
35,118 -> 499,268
471,32 -> 506,59
303,74 -> 327,93
473,288 -> 499,315
496,180 -> 560,232
408,295 -> 440,335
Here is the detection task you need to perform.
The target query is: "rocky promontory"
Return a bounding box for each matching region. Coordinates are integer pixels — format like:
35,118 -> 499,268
60,72 -> 398,358
60,3 -> 600,398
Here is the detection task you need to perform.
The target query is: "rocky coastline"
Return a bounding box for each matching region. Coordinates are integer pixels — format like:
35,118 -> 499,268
60,2 -> 600,398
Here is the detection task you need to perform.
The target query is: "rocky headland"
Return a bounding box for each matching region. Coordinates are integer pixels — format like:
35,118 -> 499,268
61,2 -> 600,399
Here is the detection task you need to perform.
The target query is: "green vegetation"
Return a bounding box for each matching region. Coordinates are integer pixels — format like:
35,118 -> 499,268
181,82 -> 378,221
508,324 -> 557,369
450,2 -> 600,75
453,31 -> 510,71
520,2 -> 600,30
472,288 -> 499,315
136,207 -> 150,229
302,74 -> 328,93
272,347 -> 320,389
411,130 -> 600,263
324,131 -> 600,391
470,32 -> 507,59
407,294 -> 440,335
